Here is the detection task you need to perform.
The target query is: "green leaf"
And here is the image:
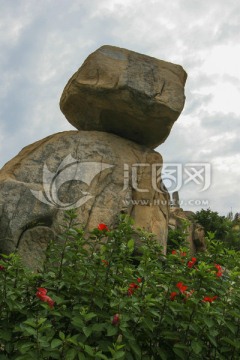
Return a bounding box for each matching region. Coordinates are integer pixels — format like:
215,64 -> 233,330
206,334 -> 218,347
191,340 -> 202,355
142,317 -> 154,332
173,348 -> 186,360
161,331 -> 179,341
37,317 -> 47,327
173,343 -> 189,352
78,353 -> 86,360
66,348 -> 78,360
95,352 -> 109,360
85,312 -> 97,321
221,337 -> 240,349
93,297 -> 104,309
113,351 -> 125,359
19,342 -> 35,354
127,239 -> 135,252
71,317 -> 84,329
59,331 -> 66,340
23,319 -> 37,328
51,338 -> 62,349
67,336 -> 79,346
129,341 -> 141,357
84,345 -> 94,356
225,321 -> 237,334
82,326 -> 92,338
203,317 -> 214,328
92,323 -> 105,332
157,348 -> 168,360
106,325 -> 118,337
21,325 -> 37,336
0,329 -> 11,341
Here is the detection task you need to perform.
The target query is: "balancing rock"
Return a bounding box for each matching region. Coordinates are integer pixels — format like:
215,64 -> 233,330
60,45 -> 187,148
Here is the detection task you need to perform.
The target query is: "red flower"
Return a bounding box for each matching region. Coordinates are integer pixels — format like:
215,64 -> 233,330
129,282 -> 139,289
127,282 -> 139,296
202,296 -> 218,303
112,313 -> 120,326
0,265 -> 5,271
214,264 -> 223,277
127,288 -> 134,296
36,288 -> 47,296
176,282 -> 188,294
101,259 -> 109,266
170,291 -> 178,301
98,223 -> 109,231
137,278 -> 142,283
171,250 -> 177,255
36,288 -> 55,309
180,252 -> 187,257
187,257 -> 197,268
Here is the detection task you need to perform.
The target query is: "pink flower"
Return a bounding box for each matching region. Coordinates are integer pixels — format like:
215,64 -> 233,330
176,282 -> 188,294
112,313 -> 120,326
36,288 -> 55,309
98,223 -> 109,231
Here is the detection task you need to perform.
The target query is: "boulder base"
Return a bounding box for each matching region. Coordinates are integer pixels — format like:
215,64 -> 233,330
0,131 -> 169,269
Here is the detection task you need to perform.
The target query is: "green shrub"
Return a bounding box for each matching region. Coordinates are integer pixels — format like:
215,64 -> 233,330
194,208 -> 240,250
193,208 -> 230,241
167,219 -> 190,252
1,210 -> 240,359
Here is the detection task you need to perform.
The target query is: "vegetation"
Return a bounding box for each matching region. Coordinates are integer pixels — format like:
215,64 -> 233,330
1,210 -> 240,359
194,208 -> 240,250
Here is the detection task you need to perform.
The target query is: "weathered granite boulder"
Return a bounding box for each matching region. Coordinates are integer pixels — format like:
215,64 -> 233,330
169,207 -> 206,253
0,131 -> 169,269
60,45 -> 187,148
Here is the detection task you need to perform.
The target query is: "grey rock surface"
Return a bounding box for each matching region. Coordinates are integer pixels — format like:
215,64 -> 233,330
0,130 -> 169,269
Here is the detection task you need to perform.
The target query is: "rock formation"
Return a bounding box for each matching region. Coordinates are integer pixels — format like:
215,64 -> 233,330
169,207 -> 206,253
0,45 -> 187,269
60,45 -> 187,148
0,131 -> 170,268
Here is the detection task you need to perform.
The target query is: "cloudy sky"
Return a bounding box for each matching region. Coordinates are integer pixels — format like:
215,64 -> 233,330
0,0 -> 239,216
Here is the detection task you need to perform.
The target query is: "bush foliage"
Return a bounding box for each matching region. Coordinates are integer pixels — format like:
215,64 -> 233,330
1,210 -> 240,359
194,208 -> 240,250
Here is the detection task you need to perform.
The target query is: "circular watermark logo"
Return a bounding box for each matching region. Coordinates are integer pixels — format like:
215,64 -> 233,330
31,155 -> 113,209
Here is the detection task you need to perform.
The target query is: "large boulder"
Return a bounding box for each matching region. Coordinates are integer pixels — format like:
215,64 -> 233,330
60,45 -> 187,148
0,131 -> 169,269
